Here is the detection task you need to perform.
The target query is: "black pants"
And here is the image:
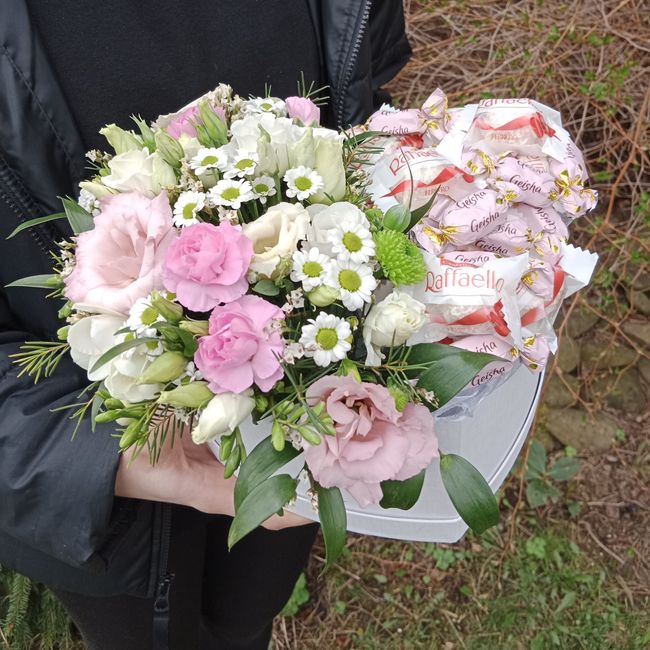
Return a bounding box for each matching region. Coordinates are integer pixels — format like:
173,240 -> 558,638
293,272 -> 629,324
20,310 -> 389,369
51,506 -> 320,650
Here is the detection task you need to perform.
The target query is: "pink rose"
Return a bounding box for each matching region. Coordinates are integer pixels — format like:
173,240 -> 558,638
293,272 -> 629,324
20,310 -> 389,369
162,221 -> 253,312
304,376 -> 439,507
194,295 -> 285,394
285,96 -> 320,126
166,105 -> 200,139
64,192 -> 176,314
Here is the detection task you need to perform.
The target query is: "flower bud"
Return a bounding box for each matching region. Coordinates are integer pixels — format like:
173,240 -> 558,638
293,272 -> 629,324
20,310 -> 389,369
100,124 -> 143,155
219,433 -> 235,461
307,285 -> 339,307
157,380 -> 214,408
119,420 -> 144,449
131,115 -> 156,151
57,326 -> 69,341
297,425 -> 321,445
152,152 -> 177,188
179,319 -> 210,337
137,351 -> 186,384
198,101 -> 228,145
104,398 -> 124,410
254,393 -> 270,413
154,130 -> 185,168
192,392 -> 255,444
150,291 -> 184,324
94,410 -> 123,424
285,96 -> 321,127
336,358 -> 361,382
78,180 -> 116,199
271,420 -> 286,451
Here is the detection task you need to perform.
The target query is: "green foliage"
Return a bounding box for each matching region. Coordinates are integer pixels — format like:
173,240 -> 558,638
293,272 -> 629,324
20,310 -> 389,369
280,573 -> 310,617
0,566 -> 79,649
525,440 -> 580,508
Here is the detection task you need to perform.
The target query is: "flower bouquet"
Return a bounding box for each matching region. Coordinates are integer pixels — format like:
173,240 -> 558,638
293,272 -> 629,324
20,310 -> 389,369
7,83 -> 597,563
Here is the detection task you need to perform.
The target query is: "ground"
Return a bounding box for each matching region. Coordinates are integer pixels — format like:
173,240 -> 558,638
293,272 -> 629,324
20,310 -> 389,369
1,1 -> 649,649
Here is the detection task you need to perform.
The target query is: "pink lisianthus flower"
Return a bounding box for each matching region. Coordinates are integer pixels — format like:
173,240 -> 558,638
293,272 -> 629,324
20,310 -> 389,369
166,105 -> 200,139
64,192 -> 176,314
194,295 -> 285,394
285,96 -> 320,126
304,375 -> 439,507
162,221 -> 253,312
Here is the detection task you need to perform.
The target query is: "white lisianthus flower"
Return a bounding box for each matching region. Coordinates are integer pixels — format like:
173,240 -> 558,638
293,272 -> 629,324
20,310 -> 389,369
102,148 -> 176,196
306,202 -> 368,257
67,313 -> 125,381
177,134 -> 202,160
78,180 -> 117,199
284,166 -> 324,201
291,247 -> 331,291
173,191 -> 206,227
299,313 -> 352,367
208,179 -> 254,210
224,149 -> 259,179
242,96 -> 287,116
250,175 -> 277,204
242,202 -> 310,279
191,392 -> 255,444
363,292 -> 428,366
327,260 -> 377,311
190,147 -> 229,175
311,128 -> 346,202
328,220 -> 375,263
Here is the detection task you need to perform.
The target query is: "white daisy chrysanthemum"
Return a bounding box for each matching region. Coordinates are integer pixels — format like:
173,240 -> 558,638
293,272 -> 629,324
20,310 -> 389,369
207,179 -> 254,210
250,175 -> 277,204
173,191 -> 206,227
328,220 -> 376,263
284,166 -> 324,201
299,313 -> 352,367
126,296 -> 164,337
224,149 -> 259,179
327,260 -> 377,311
291,247 -> 332,292
189,147 -> 228,175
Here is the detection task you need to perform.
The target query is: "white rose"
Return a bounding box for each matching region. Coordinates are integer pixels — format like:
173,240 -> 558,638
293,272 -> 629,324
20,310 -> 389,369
306,202 -> 369,256
363,291 -> 428,366
67,313 -> 125,381
242,202 -> 310,279
191,393 -> 255,444
103,148 -> 176,197
104,345 -> 162,403
312,129 -> 346,202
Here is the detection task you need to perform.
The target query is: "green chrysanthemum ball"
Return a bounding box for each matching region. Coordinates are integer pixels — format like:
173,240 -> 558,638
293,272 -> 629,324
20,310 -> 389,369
374,230 -> 427,286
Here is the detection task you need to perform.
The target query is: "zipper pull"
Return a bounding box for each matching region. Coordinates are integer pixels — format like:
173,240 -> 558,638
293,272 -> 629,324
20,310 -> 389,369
154,573 -> 175,614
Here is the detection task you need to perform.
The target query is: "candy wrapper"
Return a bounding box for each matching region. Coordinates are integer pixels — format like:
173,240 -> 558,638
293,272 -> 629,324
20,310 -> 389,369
405,252 -> 528,344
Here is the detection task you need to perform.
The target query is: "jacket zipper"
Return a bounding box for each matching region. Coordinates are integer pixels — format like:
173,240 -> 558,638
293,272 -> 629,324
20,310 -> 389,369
152,503 -> 174,650
335,0 -> 372,128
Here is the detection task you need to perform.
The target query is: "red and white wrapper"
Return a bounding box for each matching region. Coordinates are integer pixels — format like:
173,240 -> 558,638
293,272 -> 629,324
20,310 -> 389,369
404,252 -> 528,344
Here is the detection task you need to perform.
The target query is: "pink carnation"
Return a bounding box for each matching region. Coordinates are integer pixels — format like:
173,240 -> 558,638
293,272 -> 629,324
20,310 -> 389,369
166,105 -> 200,139
304,376 -> 439,507
162,221 -> 253,312
194,295 -> 285,394
64,192 -> 176,314
285,96 -> 320,126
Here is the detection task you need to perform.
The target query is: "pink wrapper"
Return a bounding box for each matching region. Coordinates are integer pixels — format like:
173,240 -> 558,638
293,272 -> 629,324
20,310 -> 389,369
492,157 -> 556,207
519,333 -> 550,372
518,204 -> 569,240
438,189 -> 509,246
476,218 -> 530,256
368,108 -> 423,136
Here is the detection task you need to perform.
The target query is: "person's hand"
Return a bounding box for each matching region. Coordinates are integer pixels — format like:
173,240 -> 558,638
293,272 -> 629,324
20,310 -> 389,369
114,430 -> 313,530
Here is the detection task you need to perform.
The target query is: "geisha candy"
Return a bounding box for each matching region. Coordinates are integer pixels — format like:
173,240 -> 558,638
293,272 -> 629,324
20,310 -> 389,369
476,215 -> 531,256
368,107 -> 423,136
519,332 -> 550,372
491,156 -> 556,208
518,204 -> 569,240
450,333 -> 520,388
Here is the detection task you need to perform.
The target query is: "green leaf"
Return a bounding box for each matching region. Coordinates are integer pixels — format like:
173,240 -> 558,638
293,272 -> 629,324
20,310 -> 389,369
153,323 -> 198,357
252,280 -> 280,296
62,197 -> 94,234
439,454 -> 499,534
90,392 -> 104,432
345,130 -> 383,147
548,456 -> 580,482
380,470 -> 426,510
228,474 -> 298,548
89,337 -> 158,375
5,274 -> 58,289
555,591 -> 577,614
406,343 -> 499,408
526,479 -> 552,508
382,204 -> 411,232
234,436 -> 301,509
314,482 -> 347,569
6,212 -> 67,239
407,190 -> 438,231
526,440 -> 548,478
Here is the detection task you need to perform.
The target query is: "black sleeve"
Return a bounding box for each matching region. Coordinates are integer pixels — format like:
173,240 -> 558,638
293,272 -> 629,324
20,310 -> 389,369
0,195 -> 122,569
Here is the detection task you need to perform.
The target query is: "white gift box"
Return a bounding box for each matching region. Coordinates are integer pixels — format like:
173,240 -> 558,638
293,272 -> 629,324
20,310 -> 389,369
209,362 -> 543,543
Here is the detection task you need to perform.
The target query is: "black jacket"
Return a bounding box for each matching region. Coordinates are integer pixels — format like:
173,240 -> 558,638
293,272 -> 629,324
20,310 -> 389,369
0,0 -> 411,599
